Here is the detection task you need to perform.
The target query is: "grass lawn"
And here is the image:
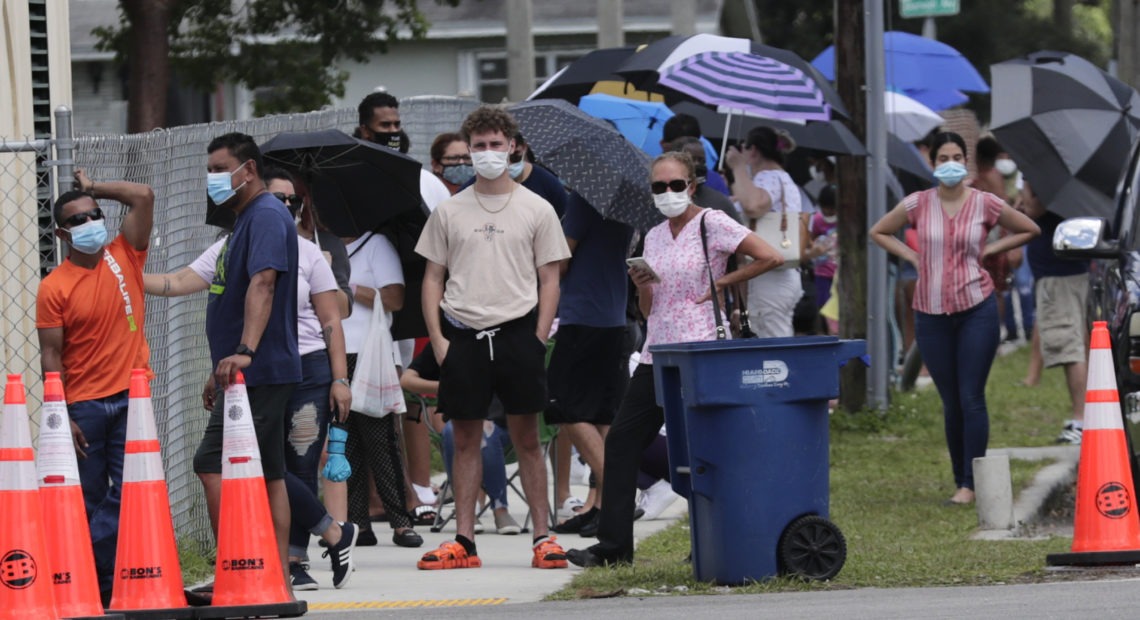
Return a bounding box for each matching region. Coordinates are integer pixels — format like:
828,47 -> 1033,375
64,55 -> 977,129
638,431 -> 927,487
552,343 -> 1081,598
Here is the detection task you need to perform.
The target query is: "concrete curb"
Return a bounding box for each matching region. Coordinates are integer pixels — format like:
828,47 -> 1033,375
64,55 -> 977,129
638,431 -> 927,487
971,446 -> 1080,541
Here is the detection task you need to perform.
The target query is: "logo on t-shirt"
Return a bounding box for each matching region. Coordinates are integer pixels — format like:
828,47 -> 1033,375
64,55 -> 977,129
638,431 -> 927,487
475,223 -> 504,242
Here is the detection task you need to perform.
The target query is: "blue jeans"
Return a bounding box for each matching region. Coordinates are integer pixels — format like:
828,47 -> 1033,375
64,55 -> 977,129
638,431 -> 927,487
442,422 -> 512,509
69,390 -> 128,594
286,351 -> 334,558
1002,260 -> 1035,337
915,294 -> 1000,490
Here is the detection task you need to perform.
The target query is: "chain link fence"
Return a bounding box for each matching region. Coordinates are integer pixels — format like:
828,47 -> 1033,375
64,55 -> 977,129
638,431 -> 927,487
0,96 -> 480,552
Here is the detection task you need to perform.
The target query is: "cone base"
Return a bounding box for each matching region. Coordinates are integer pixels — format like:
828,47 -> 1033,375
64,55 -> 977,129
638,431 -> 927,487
105,606 -> 194,620
64,614 -> 125,620
1046,549 -> 1140,566
195,600 -> 307,619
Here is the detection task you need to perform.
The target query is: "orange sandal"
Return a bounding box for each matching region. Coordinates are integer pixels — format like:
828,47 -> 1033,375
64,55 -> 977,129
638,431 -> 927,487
417,540 -> 482,570
532,536 -> 568,569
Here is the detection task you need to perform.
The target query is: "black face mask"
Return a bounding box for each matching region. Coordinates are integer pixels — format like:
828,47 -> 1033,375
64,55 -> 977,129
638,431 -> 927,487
369,132 -> 401,150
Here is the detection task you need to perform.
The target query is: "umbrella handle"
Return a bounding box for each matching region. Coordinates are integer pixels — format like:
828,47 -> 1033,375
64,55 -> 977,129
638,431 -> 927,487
718,111 -> 733,173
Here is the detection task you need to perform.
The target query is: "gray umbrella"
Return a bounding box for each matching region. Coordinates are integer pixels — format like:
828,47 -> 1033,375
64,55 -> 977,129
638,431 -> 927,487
991,50 -> 1140,219
510,99 -> 659,230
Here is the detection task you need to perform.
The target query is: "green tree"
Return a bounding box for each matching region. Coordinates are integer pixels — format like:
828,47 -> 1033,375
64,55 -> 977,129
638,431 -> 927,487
95,0 -> 459,132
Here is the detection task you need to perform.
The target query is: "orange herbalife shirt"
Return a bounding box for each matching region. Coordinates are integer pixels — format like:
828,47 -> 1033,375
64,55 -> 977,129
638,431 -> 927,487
36,235 -> 152,404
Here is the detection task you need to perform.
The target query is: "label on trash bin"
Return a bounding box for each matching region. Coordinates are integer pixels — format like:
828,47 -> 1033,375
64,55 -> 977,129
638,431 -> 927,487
741,360 -> 789,389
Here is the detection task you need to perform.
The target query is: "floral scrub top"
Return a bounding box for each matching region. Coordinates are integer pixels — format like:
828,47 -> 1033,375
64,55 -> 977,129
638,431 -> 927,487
640,208 -> 752,364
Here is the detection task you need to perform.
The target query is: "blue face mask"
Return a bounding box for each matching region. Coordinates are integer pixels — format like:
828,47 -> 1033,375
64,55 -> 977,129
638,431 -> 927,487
68,219 -> 109,255
508,160 -> 525,180
206,160 -> 249,205
441,164 -> 474,186
933,161 -> 968,187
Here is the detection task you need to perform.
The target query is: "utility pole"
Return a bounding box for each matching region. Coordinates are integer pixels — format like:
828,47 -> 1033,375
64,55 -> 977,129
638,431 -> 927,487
865,0 -> 889,411
1119,0 -> 1140,89
834,0 -> 868,413
506,0 -> 536,102
671,0 -> 696,36
599,0 -> 624,48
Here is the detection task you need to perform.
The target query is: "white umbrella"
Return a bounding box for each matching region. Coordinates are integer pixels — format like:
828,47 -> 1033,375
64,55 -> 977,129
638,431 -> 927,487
884,91 -> 943,142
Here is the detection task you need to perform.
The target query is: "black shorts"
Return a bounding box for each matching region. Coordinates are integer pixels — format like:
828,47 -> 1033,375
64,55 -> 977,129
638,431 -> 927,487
193,383 -> 295,480
546,325 -> 629,425
438,312 -> 548,420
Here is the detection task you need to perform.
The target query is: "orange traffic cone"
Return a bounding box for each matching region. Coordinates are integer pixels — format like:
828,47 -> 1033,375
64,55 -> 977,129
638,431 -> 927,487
37,372 -> 104,620
207,372 -> 305,618
1048,321 -> 1140,566
107,370 -> 193,618
0,374 -> 58,620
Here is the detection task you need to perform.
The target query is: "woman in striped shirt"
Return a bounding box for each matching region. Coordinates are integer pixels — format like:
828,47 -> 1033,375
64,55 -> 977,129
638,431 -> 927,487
870,132 -> 1039,505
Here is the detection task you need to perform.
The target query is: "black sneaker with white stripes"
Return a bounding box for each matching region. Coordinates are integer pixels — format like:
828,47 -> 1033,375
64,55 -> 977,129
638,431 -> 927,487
322,521 -> 358,589
289,562 -> 318,591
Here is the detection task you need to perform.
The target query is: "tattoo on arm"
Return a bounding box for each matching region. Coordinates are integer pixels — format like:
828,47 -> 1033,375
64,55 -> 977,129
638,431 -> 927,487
322,326 -> 332,346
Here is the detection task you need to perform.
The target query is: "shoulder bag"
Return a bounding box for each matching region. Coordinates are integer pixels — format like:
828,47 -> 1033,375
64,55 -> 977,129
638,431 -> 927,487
750,173 -> 802,269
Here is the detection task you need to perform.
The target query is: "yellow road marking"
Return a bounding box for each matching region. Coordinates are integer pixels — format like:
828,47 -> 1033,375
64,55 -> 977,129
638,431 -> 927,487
308,598 -> 508,610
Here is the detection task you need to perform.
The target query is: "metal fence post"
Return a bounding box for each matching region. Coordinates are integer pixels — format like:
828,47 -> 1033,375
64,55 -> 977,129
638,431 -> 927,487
53,105 -> 74,197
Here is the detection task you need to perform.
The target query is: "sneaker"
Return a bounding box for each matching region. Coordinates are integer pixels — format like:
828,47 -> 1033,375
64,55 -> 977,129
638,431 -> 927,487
1056,422 -> 1083,445
494,510 -> 521,535
417,540 -> 482,570
322,521 -> 357,589
557,497 -> 585,521
473,516 -> 485,534
638,479 -> 680,520
532,536 -> 568,569
289,562 -> 318,591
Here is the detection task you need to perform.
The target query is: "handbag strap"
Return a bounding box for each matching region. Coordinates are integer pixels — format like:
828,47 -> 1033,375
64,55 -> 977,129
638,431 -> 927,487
347,231 -> 375,259
699,212 -> 727,340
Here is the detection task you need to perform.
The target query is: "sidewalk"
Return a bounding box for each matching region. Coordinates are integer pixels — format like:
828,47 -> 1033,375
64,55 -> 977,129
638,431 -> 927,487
295,466 -> 687,614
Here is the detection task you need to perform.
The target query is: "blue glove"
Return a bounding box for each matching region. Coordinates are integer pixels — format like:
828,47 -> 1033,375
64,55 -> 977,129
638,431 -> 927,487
322,423 -> 351,482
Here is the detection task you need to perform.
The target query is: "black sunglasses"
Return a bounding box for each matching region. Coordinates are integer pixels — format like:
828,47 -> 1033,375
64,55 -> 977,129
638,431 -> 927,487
651,180 -> 690,195
272,192 -> 303,208
64,207 -> 104,228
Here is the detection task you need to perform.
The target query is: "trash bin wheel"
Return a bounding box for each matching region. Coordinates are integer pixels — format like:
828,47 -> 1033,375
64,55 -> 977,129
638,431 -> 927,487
777,514 -> 846,581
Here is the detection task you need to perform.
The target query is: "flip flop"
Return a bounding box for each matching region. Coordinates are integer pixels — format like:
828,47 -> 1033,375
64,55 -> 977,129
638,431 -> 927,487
413,504 -> 438,526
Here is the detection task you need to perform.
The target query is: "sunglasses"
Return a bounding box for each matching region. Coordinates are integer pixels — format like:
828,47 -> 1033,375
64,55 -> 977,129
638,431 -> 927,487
651,180 -> 690,195
63,207 -> 104,228
272,192 -> 303,209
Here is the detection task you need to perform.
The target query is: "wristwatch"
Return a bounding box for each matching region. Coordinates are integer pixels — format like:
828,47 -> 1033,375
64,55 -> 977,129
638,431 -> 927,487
235,344 -> 256,358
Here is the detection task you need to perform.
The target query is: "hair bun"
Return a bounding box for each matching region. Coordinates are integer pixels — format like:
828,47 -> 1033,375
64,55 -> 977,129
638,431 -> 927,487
776,130 -> 796,154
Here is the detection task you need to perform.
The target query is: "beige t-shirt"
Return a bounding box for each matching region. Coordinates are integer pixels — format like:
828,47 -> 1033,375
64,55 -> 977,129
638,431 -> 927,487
415,183 -> 571,330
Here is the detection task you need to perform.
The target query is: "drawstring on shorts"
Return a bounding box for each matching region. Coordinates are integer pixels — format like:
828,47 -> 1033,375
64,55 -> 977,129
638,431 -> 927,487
476,328 -> 501,361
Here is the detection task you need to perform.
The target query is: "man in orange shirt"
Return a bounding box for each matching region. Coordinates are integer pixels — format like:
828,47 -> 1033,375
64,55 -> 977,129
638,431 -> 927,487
37,169 -> 154,605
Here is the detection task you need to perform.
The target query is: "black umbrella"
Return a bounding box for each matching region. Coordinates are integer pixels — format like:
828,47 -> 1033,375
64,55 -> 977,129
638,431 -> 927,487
527,47 -> 638,103
509,99 -> 659,230
616,34 -> 849,119
887,134 -> 935,184
672,102 -> 866,156
260,129 -> 424,238
991,50 -> 1140,219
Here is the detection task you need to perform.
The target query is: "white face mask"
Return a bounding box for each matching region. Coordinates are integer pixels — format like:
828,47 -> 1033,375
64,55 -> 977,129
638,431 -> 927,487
809,165 -> 825,182
995,158 -> 1017,177
653,190 -> 691,218
471,149 -> 510,180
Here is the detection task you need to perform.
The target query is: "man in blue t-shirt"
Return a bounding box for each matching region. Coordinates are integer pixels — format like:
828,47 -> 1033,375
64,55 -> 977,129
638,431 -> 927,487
1023,180 -> 1089,445
193,132 -> 301,580
547,192 -> 634,536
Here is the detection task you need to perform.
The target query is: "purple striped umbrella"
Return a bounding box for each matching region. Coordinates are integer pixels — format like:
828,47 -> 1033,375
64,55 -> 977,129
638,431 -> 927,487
658,51 -> 832,122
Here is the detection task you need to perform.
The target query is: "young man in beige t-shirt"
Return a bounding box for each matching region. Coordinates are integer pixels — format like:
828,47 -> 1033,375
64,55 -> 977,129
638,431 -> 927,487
414,106 -> 571,570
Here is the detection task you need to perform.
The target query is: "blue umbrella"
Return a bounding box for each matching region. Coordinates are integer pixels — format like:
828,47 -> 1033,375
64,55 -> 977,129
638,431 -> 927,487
811,31 -> 988,111
577,93 -> 720,165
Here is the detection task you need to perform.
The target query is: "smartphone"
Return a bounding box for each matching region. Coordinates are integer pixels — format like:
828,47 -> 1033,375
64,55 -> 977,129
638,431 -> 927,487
626,257 -> 661,282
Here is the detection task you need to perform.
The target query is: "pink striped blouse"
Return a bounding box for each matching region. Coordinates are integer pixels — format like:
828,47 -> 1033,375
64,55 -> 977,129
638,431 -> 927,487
905,188 -> 1005,315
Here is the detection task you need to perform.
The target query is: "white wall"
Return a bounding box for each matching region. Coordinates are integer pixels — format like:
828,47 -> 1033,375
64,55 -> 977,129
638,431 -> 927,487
335,41 -> 464,105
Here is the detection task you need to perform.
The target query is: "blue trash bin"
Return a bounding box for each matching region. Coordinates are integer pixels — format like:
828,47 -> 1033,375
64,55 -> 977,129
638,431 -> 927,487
651,335 -> 865,584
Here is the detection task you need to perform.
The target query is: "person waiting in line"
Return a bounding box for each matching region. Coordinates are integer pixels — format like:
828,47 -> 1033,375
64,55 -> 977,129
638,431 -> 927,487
660,113 -> 731,196
668,137 -> 740,222
400,343 -> 522,535
805,184 -> 839,328
870,131 -> 1039,505
725,126 -> 810,338
567,151 -> 784,568
430,132 -> 473,194
145,166 -> 358,590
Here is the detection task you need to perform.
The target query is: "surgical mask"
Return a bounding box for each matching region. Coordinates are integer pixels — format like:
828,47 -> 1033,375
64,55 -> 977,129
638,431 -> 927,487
471,149 -> 510,180
809,165 -> 825,182
507,160 -> 526,180
995,158 -> 1018,177
821,212 -> 837,224
933,161 -> 968,187
653,191 -> 691,218
441,164 -> 474,186
369,132 -> 401,150
206,160 -> 248,205
68,219 -> 108,255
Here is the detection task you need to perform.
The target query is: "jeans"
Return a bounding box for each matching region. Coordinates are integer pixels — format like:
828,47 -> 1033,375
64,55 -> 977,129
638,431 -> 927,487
286,351 -> 334,558
1002,260 -> 1035,337
69,390 -> 128,595
441,421 -> 512,510
915,294 -> 1000,490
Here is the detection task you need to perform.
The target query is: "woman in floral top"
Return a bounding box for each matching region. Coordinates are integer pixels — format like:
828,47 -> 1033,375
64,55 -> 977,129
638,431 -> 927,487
567,151 -> 784,568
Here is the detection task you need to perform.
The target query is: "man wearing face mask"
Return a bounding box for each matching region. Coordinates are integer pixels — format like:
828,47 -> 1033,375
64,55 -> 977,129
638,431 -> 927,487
37,168 -> 155,605
415,106 -> 572,570
193,132 -> 301,585
461,132 -> 567,218
356,92 -> 451,214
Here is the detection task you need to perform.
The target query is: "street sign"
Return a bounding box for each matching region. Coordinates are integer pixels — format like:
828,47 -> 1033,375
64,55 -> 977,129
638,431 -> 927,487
900,0 -> 960,18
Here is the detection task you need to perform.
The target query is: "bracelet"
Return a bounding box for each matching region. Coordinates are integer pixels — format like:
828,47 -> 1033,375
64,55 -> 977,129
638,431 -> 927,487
333,378 -> 350,387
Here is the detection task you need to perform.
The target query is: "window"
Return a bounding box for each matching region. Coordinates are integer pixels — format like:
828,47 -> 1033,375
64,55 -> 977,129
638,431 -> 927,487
472,49 -> 590,103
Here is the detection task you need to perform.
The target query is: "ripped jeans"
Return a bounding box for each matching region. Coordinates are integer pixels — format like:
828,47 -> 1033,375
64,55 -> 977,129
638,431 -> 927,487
286,350 -> 334,557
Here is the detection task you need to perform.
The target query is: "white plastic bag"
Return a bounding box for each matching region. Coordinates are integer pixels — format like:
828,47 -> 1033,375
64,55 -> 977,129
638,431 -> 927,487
350,294 -> 406,417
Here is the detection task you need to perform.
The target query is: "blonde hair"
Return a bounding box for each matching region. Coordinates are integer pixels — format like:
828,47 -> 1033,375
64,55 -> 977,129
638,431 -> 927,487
651,151 -> 697,182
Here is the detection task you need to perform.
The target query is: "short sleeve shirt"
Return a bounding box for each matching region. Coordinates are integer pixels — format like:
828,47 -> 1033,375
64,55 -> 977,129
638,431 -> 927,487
640,209 -> 751,364
343,233 -> 404,353
752,169 -> 802,213
36,235 -> 151,404
905,188 -> 1005,315
205,193 -> 301,386
415,184 -> 572,329
559,192 -> 634,328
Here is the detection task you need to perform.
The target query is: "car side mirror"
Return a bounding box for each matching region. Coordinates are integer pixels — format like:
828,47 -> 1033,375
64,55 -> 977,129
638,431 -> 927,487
1053,217 -> 1119,259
